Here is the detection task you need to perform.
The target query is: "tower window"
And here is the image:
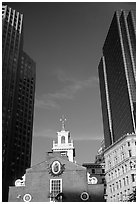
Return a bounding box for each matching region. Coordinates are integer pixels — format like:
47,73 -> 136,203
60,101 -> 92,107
61,136 -> 65,144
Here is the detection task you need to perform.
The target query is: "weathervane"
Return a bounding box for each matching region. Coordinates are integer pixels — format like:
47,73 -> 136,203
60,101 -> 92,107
60,115 -> 66,130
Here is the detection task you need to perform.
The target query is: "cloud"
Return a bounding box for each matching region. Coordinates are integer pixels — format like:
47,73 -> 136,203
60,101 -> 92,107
33,127 -> 56,138
35,69 -> 98,110
35,98 -> 60,110
74,136 -> 103,141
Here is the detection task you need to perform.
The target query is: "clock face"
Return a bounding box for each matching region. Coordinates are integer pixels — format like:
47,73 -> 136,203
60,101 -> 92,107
51,161 -> 61,175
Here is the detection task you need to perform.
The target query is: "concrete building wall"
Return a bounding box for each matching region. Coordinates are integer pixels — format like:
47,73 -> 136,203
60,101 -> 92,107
104,134 -> 136,202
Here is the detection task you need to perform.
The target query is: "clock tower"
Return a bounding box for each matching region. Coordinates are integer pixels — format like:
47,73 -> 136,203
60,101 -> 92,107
52,116 -> 75,162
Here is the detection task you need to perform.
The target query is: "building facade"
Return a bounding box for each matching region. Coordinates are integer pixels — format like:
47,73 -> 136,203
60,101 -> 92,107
2,5 -> 36,201
82,163 -> 105,184
98,10 -> 136,149
8,152 -> 105,202
8,119 -> 105,202
98,9 -> 136,202
104,133 -> 136,202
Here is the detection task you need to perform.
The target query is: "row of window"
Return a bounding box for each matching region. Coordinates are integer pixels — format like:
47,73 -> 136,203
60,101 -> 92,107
107,148 -> 134,170
107,161 -> 135,182
106,139 -> 135,160
109,176 -> 129,193
109,174 -> 136,195
110,189 -> 130,202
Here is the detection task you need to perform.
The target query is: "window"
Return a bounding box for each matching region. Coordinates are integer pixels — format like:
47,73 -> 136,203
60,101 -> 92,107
116,181 -> 119,189
115,170 -> 118,177
119,180 -> 121,188
122,166 -> 125,174
50,179 -> 62,202
109,185 -> 112,193
131,174 -> 136,182
126,176 -> 129,185
112,184 -> 115,192
92,169 -> 95,174
102,178 -> 105,183
61,152 -> 66,156
127,141 -> 130,147
102,169 -> 105,174
111,172 -> 114,179
123,178 -> 126,186
128,150 -> 132,157
61,136 -> 65,144
118,168 -> 120,176
125,164 -> 127,172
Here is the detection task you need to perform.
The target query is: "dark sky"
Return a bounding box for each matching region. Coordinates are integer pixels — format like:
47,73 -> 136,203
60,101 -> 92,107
5,1 -> 136,165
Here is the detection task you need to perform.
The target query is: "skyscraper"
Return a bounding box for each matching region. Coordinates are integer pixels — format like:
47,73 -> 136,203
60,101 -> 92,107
2,5 -> 36,201
98,10 -> 136,149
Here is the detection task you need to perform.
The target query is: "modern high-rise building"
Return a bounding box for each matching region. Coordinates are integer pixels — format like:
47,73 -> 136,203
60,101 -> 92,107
98,10 -> 136,149
98,9 -> 136,202
2,5 -> 36,201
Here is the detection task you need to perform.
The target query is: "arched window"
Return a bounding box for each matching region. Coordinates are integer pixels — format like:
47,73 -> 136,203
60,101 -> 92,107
68,134 -> 71,143
61,136 -> 65,144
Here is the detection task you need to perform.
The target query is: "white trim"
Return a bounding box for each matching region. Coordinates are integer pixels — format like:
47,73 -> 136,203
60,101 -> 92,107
23,194 -> 32,202
80,192 -> 89,201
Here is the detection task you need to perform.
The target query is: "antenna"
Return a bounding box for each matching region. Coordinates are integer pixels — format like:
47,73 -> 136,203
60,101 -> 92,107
60,115 -> 66,130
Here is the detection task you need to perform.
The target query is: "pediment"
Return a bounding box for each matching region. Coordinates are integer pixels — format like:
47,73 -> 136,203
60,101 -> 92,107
26,155 -> 86,174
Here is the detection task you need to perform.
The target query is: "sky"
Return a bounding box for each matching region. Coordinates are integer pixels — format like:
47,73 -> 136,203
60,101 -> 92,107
4,1 -> 136,165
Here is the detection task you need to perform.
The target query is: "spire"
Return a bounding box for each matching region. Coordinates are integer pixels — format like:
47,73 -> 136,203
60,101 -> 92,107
60,115 -> 66,130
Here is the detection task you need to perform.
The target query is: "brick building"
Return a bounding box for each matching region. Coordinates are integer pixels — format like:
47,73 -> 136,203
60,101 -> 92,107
8,117 -> 105,202
9,152 -> 105,202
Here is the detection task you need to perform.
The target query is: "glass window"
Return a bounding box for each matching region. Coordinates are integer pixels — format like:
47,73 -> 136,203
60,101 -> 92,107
116,181 -> 119,189
127,141 -> 130,146
112,184 -> 115,192
131,174 -> 136,182
110,185 -> 112,193
126,176 -> 129,185
122,166 -> 124,174
128,150 -> 132,157
123,178 -> 126,186
119,180 -> 121,188
50,179 -> 62,202
92,169 -> 95,174
61,136 -> 65,144
102,169 -> 105,174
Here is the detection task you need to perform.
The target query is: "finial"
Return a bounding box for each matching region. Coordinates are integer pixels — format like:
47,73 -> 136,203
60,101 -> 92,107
60,115 -> 66,130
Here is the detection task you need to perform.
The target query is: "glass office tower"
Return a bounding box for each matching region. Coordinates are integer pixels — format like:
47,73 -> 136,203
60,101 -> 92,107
2,5 -> 36,201
98,10 -> 136,149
